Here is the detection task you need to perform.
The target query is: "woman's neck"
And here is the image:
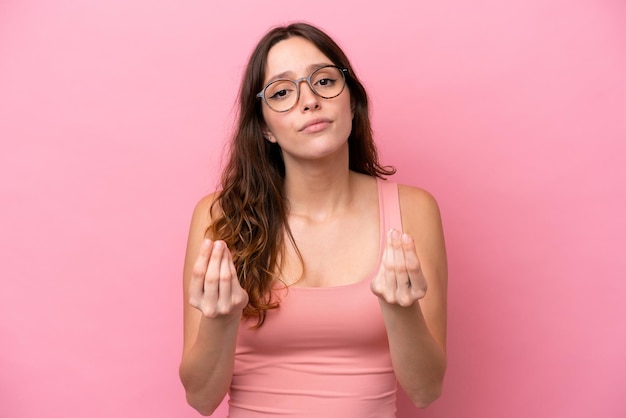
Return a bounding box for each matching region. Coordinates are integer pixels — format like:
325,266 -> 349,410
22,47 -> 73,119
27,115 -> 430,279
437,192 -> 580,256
283,162 -> 357,222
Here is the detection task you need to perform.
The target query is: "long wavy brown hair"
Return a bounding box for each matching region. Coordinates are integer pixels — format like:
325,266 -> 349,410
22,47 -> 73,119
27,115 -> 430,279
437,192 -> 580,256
208,22 -> 395,327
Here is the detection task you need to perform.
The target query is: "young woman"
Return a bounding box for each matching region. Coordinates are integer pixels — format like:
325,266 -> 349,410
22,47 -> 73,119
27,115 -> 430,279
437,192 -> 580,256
179,22 -> 447,417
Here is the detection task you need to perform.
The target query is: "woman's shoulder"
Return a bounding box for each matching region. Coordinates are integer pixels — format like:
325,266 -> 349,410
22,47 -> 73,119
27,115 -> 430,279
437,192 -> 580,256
189,192 -> 223,234
193,192 -> 219,212
396,183 -> 439,209
394,182 -> 443,230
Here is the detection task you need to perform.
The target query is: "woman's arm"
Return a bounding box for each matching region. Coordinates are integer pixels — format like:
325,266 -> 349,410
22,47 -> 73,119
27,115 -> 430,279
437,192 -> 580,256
179,195 -> 249,415
371,186 -> 448,408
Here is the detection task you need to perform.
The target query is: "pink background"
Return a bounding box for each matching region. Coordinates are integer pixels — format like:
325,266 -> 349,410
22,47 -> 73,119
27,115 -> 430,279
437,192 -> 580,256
1,1 -> 625,417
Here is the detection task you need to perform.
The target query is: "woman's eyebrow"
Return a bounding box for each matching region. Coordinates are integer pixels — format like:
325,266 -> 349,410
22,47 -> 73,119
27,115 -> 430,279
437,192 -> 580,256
265,63 -> 333,84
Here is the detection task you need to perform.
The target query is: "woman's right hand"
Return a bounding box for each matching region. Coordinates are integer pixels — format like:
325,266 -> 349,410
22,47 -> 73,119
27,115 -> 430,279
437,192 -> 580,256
188,239 -> 249,320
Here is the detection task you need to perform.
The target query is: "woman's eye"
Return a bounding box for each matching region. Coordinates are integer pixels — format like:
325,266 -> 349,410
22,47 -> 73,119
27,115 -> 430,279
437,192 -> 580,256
269,89 -> 292,100
316,78 -> 336,87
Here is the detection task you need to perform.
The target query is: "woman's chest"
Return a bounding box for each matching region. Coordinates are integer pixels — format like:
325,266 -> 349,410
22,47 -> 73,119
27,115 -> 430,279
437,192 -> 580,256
282,209 -> 381,287
237,282 -> 388,356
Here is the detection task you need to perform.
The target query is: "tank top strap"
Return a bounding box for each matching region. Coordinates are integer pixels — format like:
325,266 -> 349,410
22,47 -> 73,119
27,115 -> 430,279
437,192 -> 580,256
377,178 -> 403,234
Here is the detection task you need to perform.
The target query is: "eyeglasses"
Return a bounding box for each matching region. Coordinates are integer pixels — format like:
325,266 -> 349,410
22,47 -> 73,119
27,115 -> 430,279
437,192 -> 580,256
256,65 -> 349,113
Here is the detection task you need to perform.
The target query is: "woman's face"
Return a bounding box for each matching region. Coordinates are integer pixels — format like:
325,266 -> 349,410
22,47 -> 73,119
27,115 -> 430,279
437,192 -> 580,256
260,36 -> 353,166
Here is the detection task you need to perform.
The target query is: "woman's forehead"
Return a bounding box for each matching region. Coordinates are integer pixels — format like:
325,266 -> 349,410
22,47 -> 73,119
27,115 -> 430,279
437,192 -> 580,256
264,37 -> 333,82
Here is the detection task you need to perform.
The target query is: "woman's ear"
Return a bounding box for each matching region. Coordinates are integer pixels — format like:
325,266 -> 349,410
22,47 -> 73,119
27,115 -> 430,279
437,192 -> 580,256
262,127 -> 276,143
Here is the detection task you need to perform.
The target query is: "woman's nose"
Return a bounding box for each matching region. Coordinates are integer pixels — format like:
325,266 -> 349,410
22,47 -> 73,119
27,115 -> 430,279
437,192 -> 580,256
298,81 -> 321,111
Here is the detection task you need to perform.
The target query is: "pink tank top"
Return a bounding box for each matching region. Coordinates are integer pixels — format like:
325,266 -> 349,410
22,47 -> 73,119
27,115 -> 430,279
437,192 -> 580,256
229,179 -> 402,417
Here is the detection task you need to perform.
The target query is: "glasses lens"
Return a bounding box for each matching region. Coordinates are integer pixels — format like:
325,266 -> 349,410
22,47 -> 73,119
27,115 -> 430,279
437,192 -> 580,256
264,80 -> 298,112
310,66 -> 345,98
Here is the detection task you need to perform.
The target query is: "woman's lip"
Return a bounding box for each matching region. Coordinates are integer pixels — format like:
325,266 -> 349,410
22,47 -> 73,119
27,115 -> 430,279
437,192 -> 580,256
300,118 -> 332,133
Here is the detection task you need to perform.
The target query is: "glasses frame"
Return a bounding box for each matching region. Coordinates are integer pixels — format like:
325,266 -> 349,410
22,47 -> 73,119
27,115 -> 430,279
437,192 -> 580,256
256,65 -> 349,113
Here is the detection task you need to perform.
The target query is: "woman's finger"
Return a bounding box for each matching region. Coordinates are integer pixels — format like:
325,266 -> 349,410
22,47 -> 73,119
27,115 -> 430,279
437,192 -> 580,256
226,248 -> 249,308
203,240 -> 225,315
402,233 -> 419,274
391,230 -> 414,306
216,243 -> 233,314
227,249 -> 240,289
392,230 -> 409,287
189,239 -> 212,307
402,233 -> 427,299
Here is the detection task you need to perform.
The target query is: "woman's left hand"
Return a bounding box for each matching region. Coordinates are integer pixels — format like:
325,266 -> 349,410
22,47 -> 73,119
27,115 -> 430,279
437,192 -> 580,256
371,228 -> 428,307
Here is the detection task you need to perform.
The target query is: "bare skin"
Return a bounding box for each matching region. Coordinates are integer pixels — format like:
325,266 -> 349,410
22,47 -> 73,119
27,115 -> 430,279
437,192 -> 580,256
179,36 -> 447,415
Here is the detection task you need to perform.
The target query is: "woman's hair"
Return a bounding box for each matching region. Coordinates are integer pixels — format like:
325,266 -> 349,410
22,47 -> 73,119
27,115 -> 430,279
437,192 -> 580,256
208,22 -> 395,327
